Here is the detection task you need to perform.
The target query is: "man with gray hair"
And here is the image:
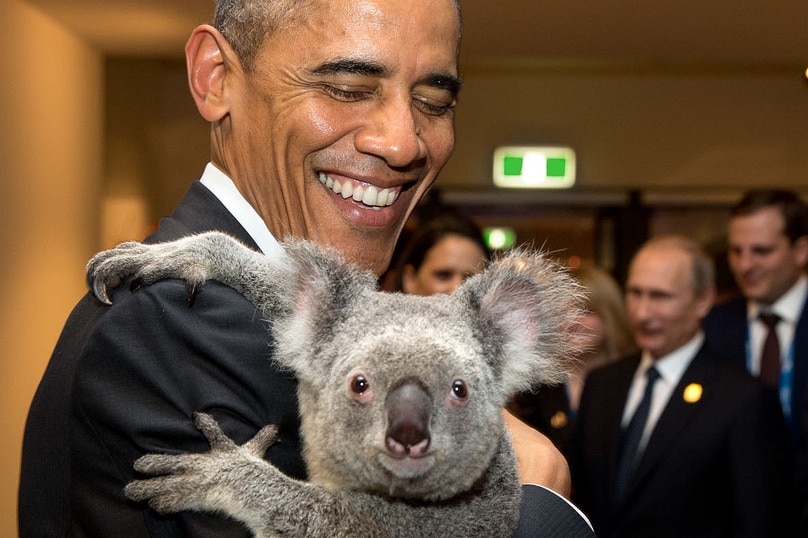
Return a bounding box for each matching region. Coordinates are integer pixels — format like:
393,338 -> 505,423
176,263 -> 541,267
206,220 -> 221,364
570,235 -> 793,537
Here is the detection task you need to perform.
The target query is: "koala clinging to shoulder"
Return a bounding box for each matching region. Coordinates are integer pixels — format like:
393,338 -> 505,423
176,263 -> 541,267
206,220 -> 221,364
88,231 -> 586,538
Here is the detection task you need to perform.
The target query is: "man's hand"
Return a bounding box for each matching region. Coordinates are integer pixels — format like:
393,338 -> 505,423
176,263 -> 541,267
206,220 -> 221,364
503,409 -> 572,498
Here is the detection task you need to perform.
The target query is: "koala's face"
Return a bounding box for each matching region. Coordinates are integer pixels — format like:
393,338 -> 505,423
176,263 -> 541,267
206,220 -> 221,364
285,291 -> 505,502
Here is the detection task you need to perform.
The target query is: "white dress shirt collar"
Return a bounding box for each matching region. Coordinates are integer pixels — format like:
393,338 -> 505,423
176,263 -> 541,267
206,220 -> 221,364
747,274 -> 808,324
198,162 -> 285,258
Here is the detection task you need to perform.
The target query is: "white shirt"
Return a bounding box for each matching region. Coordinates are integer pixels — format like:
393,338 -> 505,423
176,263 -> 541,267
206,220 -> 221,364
622,333 -> 704,452
198,162 -> 285,259
746,274 -> 807,375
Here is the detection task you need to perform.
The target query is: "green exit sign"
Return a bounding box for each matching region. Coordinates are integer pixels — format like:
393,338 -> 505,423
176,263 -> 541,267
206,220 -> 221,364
494,146 -> 576,188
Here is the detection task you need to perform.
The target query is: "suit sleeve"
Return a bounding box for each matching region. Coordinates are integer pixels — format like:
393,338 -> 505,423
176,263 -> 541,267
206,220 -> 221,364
727,384 -> 795,537
513,485 -> 596,538
70,279 -> 305,537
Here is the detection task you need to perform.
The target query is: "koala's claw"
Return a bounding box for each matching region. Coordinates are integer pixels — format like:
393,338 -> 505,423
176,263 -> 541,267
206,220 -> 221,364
88,274 -> 115,305
186,281 -> 201,307
86,240 -> 151,304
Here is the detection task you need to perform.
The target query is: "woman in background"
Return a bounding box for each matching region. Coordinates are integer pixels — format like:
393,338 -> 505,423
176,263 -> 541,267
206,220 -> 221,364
387,211 -> 491,295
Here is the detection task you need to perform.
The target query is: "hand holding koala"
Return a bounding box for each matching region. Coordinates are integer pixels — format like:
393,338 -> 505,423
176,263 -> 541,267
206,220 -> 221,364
87,232 -> 585,537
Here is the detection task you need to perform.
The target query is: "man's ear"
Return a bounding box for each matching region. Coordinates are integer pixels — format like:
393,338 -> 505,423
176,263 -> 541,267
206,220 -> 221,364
793,235 -> 808,268
185,24 -> 240,122
696,283 -> 717,320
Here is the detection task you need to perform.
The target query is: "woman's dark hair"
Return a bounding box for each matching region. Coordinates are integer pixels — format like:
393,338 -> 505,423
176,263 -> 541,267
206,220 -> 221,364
389,211 -> 490,290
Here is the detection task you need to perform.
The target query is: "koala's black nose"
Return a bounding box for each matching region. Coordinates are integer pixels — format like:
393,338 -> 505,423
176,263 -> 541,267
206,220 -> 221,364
385,381 -> 431,458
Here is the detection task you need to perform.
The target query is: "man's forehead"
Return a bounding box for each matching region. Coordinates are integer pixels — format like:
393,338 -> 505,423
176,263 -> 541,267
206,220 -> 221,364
729,213 -> 787,243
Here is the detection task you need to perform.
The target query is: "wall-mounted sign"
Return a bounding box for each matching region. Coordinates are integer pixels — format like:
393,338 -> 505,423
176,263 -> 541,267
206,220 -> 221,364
493,146 -> 576,189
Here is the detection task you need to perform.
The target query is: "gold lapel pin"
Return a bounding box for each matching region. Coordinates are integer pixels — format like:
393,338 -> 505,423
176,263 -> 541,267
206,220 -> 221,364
550,411 -> 568,429
683,383 -> 703,403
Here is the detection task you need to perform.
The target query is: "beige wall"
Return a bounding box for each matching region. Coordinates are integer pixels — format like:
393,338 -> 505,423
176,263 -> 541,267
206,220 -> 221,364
0,1 -> 103,535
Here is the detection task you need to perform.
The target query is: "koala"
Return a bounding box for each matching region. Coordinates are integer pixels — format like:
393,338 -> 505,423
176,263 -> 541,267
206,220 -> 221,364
87,231 -> 585,538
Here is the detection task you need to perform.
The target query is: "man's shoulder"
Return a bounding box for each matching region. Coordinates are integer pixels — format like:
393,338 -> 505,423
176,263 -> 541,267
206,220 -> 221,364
706,295 -> 746,319
694,345 -> 777,403
703,295 -> 748,345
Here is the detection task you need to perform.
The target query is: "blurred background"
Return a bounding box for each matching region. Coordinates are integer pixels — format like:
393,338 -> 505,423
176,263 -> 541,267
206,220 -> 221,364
2,0 -> 806,533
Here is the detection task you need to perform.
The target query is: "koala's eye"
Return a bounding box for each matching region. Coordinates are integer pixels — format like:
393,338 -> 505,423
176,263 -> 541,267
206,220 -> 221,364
451,379 -> 468,400
348,373 -> 375,404
351,375 -> 370,394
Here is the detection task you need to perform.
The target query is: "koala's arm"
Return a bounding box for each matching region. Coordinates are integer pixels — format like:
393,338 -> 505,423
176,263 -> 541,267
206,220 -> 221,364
126,413 -> 384,538
127,414 -> 521,538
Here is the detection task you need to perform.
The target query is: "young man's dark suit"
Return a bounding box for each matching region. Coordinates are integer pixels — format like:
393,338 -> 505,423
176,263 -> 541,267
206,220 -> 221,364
570,342 -> 793,538
704,295 -> 808,533
20,181 -> 596,538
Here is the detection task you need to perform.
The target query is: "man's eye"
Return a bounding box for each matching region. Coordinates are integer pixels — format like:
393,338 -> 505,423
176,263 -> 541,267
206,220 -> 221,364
412,95 -> 455,116
321,84 -> 369,102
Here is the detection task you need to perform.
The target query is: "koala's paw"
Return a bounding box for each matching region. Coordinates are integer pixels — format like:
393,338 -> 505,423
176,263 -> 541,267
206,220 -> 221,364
86,233 -> 231,305
125,413 -> 279,515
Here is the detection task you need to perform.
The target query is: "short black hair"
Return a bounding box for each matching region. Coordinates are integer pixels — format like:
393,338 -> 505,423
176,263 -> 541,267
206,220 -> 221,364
730,189 -> 808,244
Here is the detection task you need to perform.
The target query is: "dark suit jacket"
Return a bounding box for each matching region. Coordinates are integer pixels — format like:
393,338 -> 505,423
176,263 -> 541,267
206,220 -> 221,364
19,182 -> 305,537
19,181 -> 595,537
570,344 -> 794,538
704,296 -> 808,532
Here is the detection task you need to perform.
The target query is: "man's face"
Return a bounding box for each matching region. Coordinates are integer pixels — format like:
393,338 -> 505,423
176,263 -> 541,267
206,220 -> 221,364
625,246 -> 712,359
220,0 -> 459,275
727,207 -> 808,305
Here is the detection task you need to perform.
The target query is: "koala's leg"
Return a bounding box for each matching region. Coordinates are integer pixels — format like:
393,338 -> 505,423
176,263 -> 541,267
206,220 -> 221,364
126,413 -> 386,538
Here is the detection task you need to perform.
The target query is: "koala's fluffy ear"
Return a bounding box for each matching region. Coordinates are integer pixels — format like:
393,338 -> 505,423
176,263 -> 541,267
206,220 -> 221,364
455,248 -> 586,398
268,239 -> 378,379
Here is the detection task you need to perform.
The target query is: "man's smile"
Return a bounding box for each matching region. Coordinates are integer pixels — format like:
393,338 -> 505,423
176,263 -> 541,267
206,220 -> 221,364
318,171 -> 401,208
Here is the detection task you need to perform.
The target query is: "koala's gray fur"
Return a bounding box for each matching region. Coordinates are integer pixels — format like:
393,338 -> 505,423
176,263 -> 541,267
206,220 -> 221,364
87,231 -> 585,538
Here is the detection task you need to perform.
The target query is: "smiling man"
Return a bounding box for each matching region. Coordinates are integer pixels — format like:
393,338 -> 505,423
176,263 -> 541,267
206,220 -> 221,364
703,189 -> 808,534
18,1 -> 594,536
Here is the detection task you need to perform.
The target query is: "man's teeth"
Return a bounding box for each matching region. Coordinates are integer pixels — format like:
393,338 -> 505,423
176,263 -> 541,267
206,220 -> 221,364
319,172 -> 399,207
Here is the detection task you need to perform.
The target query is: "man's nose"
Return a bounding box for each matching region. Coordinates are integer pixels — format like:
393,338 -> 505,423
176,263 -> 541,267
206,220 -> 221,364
630,295 -> 653,321
730,250 -> 753,272
355,96 -> 427,167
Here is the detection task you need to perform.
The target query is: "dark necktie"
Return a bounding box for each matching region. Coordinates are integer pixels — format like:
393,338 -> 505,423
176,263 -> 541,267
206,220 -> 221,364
614,366 -> 661,504
758,312 -> 781,388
